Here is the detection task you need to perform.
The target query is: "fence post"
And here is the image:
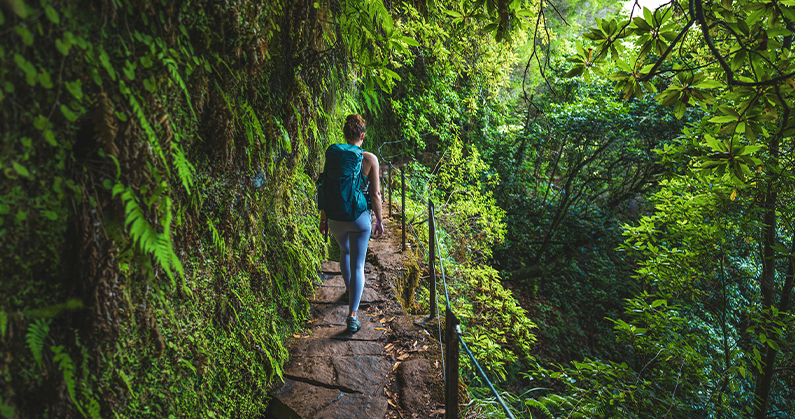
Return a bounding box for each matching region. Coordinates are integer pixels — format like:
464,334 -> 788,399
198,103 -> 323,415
388,166 -> 392,219
428,200 -> 437,320
401,170 -> 406,252
445,306 -> 460,419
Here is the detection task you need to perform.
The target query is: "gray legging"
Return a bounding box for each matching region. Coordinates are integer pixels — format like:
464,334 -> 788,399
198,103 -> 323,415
328,211 -> 371,312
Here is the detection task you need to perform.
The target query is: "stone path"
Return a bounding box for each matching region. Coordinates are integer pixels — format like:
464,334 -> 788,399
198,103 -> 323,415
267,219 -> 445,419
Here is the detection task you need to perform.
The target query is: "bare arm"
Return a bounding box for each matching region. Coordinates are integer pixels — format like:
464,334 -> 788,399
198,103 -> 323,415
363,152 -> 384,237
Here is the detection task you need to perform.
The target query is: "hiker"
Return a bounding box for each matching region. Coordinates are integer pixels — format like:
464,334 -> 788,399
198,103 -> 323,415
318,114 -> 384,333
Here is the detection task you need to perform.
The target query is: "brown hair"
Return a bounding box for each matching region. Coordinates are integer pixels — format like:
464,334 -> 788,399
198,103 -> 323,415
343,114 -> 366,141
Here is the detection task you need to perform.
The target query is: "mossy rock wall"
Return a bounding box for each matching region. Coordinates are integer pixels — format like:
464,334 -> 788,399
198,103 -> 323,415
0,0 -> 347,417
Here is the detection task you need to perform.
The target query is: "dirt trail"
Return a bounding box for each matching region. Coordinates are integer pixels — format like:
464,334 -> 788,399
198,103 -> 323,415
267,216 -> 445,419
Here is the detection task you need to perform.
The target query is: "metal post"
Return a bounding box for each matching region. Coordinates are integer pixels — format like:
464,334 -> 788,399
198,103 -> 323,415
401,170 -> 406,252
428,200 -> 437,320
445,306 -> 460,419
388,166 -> 392,219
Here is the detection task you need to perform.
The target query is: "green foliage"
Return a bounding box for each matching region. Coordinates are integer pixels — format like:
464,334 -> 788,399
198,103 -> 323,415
51,345 -> 83,418
25,319 -> 50,370
113,184 -> 184,285
0,0 -> 359,416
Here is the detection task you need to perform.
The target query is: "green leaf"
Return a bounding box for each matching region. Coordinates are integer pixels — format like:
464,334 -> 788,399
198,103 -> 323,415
37,69 -> 53,88
651,299 -> 667,308
695,80 -> 723,89
64,79 -> 83,101
14,26 -> 34,46
44,130 -> 57,146
42,210 -> 58,220
0,402 -> 15,418
60,104 -> 78,122
33,115 -> 47,130
55,38 -> 70,55
123,60 -> 135,80
14,53 -> 38,86
709,115 -> 739,123
99,47 -> 116,80
400,36 -> 420,47
12,162 -> 30,178
565,65 -> 585,78
740,145 -> 762,155
45,5 -> 59,24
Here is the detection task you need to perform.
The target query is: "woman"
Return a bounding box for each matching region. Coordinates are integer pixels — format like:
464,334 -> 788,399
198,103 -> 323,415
319,114 -> 384,333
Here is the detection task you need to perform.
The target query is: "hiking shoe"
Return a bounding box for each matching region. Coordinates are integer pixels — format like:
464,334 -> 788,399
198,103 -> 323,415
346,316 -> 361,333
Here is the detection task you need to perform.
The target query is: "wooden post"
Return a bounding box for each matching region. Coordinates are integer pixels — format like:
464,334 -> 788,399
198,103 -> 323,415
401,170 -> 406,252
428,200 -> 437,320
445,306 -> 460,419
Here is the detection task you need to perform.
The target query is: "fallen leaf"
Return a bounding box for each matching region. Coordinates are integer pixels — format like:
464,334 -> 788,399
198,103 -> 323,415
429,409 -> 445,417
434,361 -> 440,368
392,362 -> 401,370
389,316 -> 395,321
380,318 -> 387,323
293,334 -> 301,338
388,399 -> 397,407
398,354 -> 409,360
375,327 -> 385,330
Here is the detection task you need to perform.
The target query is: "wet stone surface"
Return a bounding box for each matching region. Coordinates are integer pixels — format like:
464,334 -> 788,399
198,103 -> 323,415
269,265 -> 390,418
269,218 -> 442,419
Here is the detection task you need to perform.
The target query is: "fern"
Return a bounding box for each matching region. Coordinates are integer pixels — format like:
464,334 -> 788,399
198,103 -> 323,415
163,57 -> 197,121
171,143 -> 195,193
207,219 -> 226,255
0,310 -> 7,338
51,345 -> 86,418
26,319 -> 50,369
242,102 -> 265,168
525,399 -> 556,419
123,84 -> 169,169
84,396 -> 101,419
112,183 -> 184,286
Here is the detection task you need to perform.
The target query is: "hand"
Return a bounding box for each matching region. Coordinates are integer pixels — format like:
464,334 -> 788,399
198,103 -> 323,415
372,219 -> 384,238
320,219 -> 327,235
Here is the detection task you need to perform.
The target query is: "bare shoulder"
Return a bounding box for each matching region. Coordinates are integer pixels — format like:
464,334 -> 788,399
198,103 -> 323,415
363,151 -> 379,165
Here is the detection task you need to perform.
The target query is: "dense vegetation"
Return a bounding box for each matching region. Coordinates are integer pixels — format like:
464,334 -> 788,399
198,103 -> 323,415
3,0 -> 795,418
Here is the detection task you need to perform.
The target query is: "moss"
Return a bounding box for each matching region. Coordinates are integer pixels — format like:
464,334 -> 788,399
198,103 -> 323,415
0,0 -> 347,417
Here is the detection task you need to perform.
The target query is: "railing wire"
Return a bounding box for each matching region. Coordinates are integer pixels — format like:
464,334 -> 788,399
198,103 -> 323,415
381,162 -> 517,419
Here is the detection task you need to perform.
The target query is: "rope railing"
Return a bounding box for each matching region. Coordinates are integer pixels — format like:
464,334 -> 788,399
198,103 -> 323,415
381,163 -> 518,419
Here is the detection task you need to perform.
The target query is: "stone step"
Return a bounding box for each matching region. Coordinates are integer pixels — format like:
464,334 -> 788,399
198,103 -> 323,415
309,286 -> 379,304
268,378 -> 388,419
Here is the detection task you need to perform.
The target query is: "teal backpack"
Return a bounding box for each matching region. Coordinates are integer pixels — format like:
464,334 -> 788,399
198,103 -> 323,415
317,143 -> 368,221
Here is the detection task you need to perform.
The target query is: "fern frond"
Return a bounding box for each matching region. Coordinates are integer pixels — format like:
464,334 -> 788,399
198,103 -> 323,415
26,319 -> 50,369
124,85 -> 168,169
171,143 -> 195,193
525,399 -> 556,419
207,219 -> 226,255
85,396 -> 101,419
51,345 -> 86,418
164,58 -> 197,121
112,183 -> 183,286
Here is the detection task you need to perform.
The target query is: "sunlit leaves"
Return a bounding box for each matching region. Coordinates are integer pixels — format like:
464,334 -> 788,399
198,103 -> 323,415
565,41 -> 605,82
583,18 -> 626,61
655,70 -> 717,119
607,59 -> 656,100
